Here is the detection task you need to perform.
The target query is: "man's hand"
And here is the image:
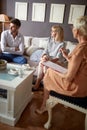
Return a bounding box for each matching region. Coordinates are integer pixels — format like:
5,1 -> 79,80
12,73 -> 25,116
15,47 -> 19,51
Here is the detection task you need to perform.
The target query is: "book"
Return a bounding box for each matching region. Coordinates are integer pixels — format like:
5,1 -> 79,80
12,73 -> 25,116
42,61 -> 67,73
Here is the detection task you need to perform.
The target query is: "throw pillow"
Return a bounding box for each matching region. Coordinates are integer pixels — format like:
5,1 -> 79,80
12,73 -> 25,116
30,49 -> 44,62
24,36 -> 32,49
66,41 -> 77,53
39,39 -> 48,49
26,46 -> 39,56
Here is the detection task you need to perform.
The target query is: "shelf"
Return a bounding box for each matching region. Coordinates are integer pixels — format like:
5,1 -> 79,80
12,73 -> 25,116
0,88 -> 7,99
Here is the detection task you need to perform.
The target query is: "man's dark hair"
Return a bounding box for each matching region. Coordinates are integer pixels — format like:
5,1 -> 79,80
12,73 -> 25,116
10,18 -> 21,27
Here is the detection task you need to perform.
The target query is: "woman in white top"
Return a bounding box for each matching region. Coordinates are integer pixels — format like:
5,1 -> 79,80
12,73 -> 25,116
32,25 -> 66,91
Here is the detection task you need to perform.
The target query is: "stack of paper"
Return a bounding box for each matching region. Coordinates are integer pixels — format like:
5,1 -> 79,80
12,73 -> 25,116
42,61 -> 67,73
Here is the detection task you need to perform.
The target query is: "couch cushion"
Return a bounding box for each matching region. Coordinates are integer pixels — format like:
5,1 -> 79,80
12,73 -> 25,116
24,36 -> 32,48
25,45 -> 39,56
0,41 -> 1,53
32,37 -> 49,49
31,37 -> 40,47
39,39 -> 48,49
30,49 -> 44,62
65,41 -> 77,53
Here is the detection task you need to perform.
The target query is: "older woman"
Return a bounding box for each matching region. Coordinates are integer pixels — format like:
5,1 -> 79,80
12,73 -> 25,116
36,16 -> 87,114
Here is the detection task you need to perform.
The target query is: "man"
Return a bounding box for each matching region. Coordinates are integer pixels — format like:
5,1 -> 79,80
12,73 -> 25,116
0,18 -> 27,64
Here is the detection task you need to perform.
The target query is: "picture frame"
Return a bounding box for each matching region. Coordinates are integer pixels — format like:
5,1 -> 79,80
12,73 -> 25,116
68,4 -> 86,24
15,2 -> 28,20
49,4 -> 65,23
32,3 -> 46,22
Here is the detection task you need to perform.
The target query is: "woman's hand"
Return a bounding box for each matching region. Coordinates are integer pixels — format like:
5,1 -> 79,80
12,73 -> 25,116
41,54 -> 49,62
60,48 -> 67,57
60,48 -> 69,61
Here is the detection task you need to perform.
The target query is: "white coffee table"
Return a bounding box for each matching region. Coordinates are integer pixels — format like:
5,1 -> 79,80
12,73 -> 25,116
0,63 -> 34,126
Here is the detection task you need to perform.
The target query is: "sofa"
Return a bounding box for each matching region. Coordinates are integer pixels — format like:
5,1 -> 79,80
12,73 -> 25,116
0,36 -> 77,75
23,36 -> 77,65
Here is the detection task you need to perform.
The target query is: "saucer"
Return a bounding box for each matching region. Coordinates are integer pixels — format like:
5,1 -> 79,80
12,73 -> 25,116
8,69 -> 18,76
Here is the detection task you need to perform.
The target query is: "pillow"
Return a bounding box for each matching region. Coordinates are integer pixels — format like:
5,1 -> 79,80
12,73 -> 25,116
66,41 -> 77,53
25,46 -> 39,56
31,37 -> 40,47
0,42 -> 1,53
39,39 -> 48,49
24,36 -> 32,48
30,49 -> 44,62
31,37 -> 49,48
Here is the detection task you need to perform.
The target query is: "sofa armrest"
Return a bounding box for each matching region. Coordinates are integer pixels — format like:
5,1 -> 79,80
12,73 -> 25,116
24,36 -> 32,49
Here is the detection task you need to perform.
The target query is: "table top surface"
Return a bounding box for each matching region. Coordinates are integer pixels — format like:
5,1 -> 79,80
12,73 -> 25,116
0,63 -> 35,90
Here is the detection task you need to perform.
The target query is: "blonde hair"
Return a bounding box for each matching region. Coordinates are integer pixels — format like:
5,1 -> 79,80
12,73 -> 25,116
52,25 -> 64,41
73,16 -> 87,36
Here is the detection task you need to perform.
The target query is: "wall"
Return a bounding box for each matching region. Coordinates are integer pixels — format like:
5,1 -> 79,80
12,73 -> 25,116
1,0 -> 87,42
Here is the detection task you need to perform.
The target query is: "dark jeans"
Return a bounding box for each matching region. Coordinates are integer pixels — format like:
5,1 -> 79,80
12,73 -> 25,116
0,53 -> 27,64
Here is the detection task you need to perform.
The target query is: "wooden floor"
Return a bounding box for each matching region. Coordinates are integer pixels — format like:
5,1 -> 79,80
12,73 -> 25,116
0,90 -> 85,130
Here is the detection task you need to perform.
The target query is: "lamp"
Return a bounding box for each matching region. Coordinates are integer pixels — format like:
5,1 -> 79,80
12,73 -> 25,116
0,14 -> 10,31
